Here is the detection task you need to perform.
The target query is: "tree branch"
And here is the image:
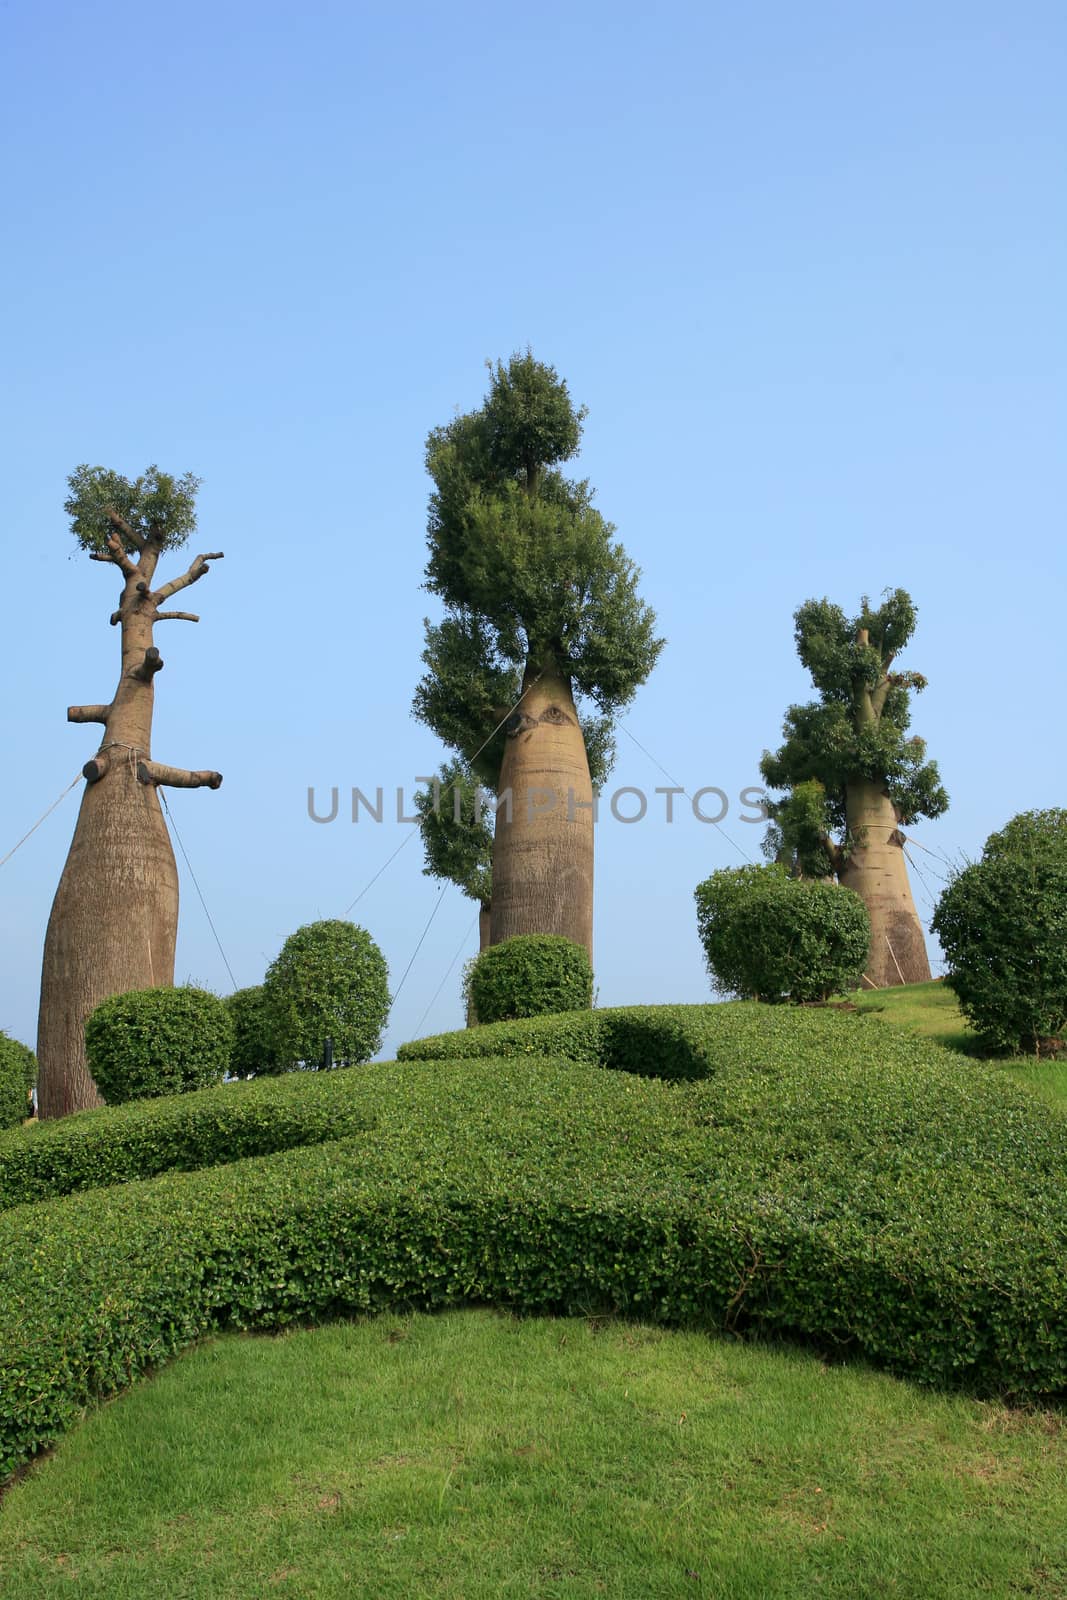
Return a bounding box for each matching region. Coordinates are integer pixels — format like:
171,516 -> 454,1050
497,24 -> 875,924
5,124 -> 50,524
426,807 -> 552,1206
105,509 -> 145,551
88,529 -> 139,579
83,751 -> 111,784
152,551 -> 224,603
137,759 -> 223,791
155,610 -> 200,623
129,646 -> 164,683
68,704 -> 111,725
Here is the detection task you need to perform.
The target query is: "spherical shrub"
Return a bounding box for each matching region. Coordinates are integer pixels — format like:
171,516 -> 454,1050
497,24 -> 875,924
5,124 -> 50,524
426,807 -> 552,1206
85,987 -> 234,1105
695,864 -> 870,1002
0,1031 -> 36,1128
225,986 -> 283,1078
932,810 -> 1067,1056
468,934 -> 593,1025
263,920 -> 390,1068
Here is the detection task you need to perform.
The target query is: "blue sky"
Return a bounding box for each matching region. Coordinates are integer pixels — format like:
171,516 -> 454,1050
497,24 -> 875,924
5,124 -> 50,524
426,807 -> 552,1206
2,1 -> 1064,1056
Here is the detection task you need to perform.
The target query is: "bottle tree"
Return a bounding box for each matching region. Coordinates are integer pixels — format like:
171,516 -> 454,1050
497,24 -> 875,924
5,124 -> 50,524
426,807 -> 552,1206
37,466 -> 225,1117
412,610 -> 617,950
419,353 -> 661,956
760,589 -> 948,987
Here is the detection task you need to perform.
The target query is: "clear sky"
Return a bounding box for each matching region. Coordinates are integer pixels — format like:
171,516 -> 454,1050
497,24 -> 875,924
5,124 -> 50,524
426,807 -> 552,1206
2,1 -> 1064,1057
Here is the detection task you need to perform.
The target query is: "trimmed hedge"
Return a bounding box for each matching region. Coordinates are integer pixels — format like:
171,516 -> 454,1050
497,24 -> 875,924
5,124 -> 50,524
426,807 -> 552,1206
0,1066 -> 381,1212
694,863 -> 870,1002
3,1035 -> 1067,1482
469,934 -> 593,1023
85,986 -> 233,1104
0,1033 -> 35,1131
263,919 -> 390,1068
933,810 -> 1067,1056
400,1002 -> 755,1079
225,986 -> 283,1078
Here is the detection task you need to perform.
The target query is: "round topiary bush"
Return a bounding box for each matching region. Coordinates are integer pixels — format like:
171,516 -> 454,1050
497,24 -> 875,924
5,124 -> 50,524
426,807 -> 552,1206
0,1032 -> 36,1129
85,987 -> 234,1105
932,809 -> 1067,1056
262,919 -> 390,1068
695,863 -> 871,1002
225,986 -> 283,1078
468,934 -> 593,1024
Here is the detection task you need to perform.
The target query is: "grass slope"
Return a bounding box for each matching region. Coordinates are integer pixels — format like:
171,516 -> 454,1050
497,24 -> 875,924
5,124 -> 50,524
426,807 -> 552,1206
852,979 -> 1067,1108
1,1312 -> 1065,1600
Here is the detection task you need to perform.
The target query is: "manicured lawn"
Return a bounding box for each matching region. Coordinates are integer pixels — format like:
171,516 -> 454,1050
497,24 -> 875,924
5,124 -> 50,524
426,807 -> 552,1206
2,1311 -> 1066,1600
852,979 -> 1067,1110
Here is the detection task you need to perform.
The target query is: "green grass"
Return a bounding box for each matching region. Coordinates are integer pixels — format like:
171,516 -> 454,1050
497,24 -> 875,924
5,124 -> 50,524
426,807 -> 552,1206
851,979 -> 1067,1109
2,1310 -> 1065,1600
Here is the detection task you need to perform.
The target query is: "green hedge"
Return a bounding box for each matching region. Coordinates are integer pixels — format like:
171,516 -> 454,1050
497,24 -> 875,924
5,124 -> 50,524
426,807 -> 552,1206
400,1002 -> 758,1079
468,934 -> 593,1023
85,986 -> 233,1103
0,1066 -> 384,1212
4,1026 -> 1067,1481
0,1033 -> 35,1131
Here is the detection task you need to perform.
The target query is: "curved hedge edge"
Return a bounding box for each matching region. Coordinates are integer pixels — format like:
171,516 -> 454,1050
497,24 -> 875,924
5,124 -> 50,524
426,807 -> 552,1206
3,1079 -> 1067,1488
0,1063 -> 393,1213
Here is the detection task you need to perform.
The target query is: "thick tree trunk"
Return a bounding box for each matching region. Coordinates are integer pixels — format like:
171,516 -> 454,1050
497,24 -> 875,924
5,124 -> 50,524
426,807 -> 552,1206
36,540 -> 221,1118
840,778 -> 931,987
489,662 -> 594,959
37,763 -> 179,1116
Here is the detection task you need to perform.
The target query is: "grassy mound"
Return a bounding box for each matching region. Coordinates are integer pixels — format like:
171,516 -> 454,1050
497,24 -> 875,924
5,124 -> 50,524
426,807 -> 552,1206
3,1019 -> 1067,1481
3,1312 -> 1065,1600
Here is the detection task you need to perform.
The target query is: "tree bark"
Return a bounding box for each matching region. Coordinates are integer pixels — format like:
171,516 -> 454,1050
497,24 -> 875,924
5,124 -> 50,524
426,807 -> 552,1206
36,543 -> 220,1117
489,662 -> 594,959
839,778 -> 931,987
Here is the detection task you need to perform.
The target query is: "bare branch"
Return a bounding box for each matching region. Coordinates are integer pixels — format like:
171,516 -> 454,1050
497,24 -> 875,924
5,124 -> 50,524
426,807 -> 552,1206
155,610 -> 200,623
105,508 -> 145,551
137,759 -> 223,791
152,551 -> 224,603
83,751 -> 111,784
68,704 -> 111,725
88,528 -> 139,579
129,646 -> 164,683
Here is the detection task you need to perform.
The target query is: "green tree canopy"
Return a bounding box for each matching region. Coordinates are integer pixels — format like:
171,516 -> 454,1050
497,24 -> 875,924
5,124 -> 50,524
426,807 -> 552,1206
65,464 -> 201,556
420,352 -> 662,717
761,589 -> 948,875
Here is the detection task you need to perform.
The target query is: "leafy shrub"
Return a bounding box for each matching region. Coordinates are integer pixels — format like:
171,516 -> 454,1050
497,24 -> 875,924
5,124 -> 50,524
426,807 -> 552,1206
225,986 -> 282,1078
85,987 -> 233,1105
695,864 -> 870,1001
263,920 -> 389,1068
0,1033 -> 35,1130
933,810 -> 1067,1055
468,934 -> 593,1024
4,1024 -> 1067,1483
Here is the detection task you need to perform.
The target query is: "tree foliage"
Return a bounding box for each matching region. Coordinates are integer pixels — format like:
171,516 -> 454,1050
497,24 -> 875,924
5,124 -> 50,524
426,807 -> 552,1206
761,589 -> 948,872
414,760 -> 494,906
694,864 -> 871,1002
932,811 -> 1067,1056
414,351 -> 662,762
263,920 -> 390,1069
84,987 -> 233,1104
65,464 -> 201,556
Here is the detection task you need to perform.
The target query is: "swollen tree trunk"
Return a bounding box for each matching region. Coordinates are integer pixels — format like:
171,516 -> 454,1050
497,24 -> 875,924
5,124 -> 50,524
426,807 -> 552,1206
489,661 -> 594,958
840,778 -> 931,987
36,534 -> 222,1118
